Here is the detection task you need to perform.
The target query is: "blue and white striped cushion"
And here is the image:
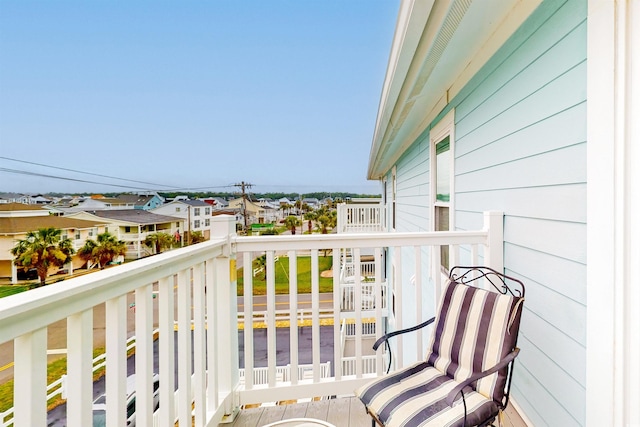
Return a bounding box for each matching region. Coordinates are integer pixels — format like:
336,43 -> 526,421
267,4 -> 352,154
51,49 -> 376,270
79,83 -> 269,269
356,280 -> 522,426
355,362 -> 497,427
426,281 -> 519,402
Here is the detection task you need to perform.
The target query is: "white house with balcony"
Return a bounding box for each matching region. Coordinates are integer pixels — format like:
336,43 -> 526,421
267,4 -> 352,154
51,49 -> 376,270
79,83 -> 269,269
1,1 -> 638,427
68,209 -> 183,260
363,0 -> 640,425
151,199 -> 213,241
0,203 -> 108,283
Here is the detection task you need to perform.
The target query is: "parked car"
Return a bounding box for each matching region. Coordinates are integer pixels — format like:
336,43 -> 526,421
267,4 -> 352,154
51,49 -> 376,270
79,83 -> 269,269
16,268 -> 38,280
92,373 -> 160,427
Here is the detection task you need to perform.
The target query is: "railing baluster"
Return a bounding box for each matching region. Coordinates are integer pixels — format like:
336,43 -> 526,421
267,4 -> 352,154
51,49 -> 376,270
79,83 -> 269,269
176,268 -> 192,425
332,247 -> 342,380
266,251 -> 276,387
394,246 -> 403,369
14,328 -> 47,427
135,283 -> 154,427
311,249 -> 320,382
193,262 -> 206,426
374,247 -> 384,375
289,251 -> 299,385
414,246 -> 423,361
353,248 -> 362,378
158,275 -> 176,427
106,294 -> 127,427
206,258 -> 218,410
66,309 -> 93,427
243,252 -> 254,390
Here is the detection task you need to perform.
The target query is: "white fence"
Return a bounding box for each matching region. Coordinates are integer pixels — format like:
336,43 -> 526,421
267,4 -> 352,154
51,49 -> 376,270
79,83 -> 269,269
239,362 -> 331,386
0,212 -> 503,426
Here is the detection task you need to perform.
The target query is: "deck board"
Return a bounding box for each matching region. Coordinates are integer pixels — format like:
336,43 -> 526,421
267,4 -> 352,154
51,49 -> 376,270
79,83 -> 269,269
222,397 -> 528,427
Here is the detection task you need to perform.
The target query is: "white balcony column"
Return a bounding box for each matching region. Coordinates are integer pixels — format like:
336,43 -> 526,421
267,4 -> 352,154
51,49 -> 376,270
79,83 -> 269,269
587,1 -> 640,425
66,309 -> 93,427
13,328 -> 47,427
10,262 -> 17,285
211,215 -> 239,415
483,211 -> 504,273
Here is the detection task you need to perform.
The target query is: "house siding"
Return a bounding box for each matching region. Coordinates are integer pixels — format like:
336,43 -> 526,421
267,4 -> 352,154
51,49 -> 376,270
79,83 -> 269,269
389,0 -> 586,425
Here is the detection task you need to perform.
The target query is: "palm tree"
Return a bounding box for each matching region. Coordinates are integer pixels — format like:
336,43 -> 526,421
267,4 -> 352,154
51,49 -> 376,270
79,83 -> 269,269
11,227 -> 75,287
315,207 -> 338,234
78,232 -> 126,269
189,230 -> 205,244
283,215 -> 301,235
304,211 -> 317,234
144,232 -> 174,254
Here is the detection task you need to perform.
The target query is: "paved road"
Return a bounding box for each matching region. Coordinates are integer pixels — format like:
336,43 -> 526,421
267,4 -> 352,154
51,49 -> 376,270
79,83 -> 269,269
47,324 -> 335,426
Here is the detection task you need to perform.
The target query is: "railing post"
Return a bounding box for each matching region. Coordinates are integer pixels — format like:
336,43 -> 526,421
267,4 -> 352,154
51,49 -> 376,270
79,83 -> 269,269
14,328 -> 47,427
483,211 -> 504,273
211,215 -> 239,416
66,309 -> 93,427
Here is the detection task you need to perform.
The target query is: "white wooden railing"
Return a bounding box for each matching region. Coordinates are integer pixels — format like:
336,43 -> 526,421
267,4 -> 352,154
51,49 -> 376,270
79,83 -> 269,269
336,203 -> 386,233
0,211 -> 503,427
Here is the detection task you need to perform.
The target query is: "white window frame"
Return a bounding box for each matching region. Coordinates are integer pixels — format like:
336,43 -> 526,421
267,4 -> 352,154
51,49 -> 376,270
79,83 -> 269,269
429,109 -> 456,274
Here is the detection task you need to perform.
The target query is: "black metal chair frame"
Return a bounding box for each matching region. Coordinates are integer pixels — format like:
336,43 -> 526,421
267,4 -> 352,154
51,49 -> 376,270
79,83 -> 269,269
368,266 -> 525,427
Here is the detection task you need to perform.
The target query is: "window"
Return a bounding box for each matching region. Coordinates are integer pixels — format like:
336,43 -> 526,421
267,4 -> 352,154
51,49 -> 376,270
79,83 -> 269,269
430,110 -> 455,271
176,222 -> 180,228
391,166 -> 397,230
176,207 -> 181,212
75,230 -> 81,240
125,226 -> 131,233
194,208 -> 201,216
205,207 -> 210,215
205,218 -> 210,227
194,220 -> 201,228
89,228 -> 96,237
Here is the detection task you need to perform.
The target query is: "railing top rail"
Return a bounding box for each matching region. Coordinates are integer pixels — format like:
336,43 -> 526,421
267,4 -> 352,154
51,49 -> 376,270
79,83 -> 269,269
235,230 -> 489,252
0,238 -> 228,344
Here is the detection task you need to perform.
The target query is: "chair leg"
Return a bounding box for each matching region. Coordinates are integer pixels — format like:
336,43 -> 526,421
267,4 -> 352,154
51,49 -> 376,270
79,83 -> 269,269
371,419 -> 376,427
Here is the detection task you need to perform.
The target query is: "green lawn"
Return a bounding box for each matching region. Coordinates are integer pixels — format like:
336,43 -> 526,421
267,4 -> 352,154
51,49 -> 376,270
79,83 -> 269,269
237,255 -> 333,296
0,285 -> 30,298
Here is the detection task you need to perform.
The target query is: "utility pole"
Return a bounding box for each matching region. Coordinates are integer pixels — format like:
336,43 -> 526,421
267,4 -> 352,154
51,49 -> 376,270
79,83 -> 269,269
233,181 -> 253,233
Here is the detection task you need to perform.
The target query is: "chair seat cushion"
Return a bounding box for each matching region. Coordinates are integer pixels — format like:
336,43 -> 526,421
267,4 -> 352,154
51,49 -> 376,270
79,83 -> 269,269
355,362 -> 498,427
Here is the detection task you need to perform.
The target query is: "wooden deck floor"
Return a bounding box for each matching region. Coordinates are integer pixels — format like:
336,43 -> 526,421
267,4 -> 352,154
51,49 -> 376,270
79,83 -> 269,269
220,397 -> 528,427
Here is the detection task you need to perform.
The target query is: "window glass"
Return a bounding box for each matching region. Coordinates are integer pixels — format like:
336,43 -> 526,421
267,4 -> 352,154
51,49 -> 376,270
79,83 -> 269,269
436,136 -> 450,202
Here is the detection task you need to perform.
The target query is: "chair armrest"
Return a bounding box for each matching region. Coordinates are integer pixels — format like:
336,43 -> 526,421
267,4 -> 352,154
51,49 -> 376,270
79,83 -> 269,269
445,348 -> 520,407
372,317 -> 435,351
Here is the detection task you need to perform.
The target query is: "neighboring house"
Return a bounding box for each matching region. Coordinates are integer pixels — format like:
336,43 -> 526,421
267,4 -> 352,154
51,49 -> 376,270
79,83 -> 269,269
0,203 -> 107,282
115,193 -> 164,210
0,193 -> 23,204
69,210 -> 184,260
368,0 -> 638,425
200,197 -> 229,209
151,200 -> 212,240
228,198 -> 279,225
302,198 -> 320,209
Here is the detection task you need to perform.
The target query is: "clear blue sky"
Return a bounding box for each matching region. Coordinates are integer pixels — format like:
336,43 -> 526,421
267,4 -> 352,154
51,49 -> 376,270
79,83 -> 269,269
0,1 -> 399,196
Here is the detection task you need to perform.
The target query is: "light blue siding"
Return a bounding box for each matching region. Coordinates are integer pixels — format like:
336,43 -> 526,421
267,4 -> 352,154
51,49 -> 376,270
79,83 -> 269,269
389,0 -> 587,424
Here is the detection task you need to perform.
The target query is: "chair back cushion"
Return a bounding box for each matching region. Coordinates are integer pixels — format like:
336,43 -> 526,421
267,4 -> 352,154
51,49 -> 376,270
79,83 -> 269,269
426,279 -> 523,403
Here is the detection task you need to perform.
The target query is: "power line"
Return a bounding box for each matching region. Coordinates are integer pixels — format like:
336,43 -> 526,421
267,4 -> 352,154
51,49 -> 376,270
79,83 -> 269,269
0,167 -> 161,191
0,156 -> 177,188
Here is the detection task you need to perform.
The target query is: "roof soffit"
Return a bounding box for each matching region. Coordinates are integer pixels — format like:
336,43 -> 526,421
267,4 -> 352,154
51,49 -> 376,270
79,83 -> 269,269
368,0 -> 540,179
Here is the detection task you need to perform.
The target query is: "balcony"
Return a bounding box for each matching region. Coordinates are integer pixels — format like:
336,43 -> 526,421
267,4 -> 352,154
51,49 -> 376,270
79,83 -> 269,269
336,203 -> 385,234
0,212 -> 527,427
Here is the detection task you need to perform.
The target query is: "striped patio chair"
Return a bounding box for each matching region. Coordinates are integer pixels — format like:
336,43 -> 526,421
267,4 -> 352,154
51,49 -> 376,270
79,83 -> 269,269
355,266 -> 525,427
